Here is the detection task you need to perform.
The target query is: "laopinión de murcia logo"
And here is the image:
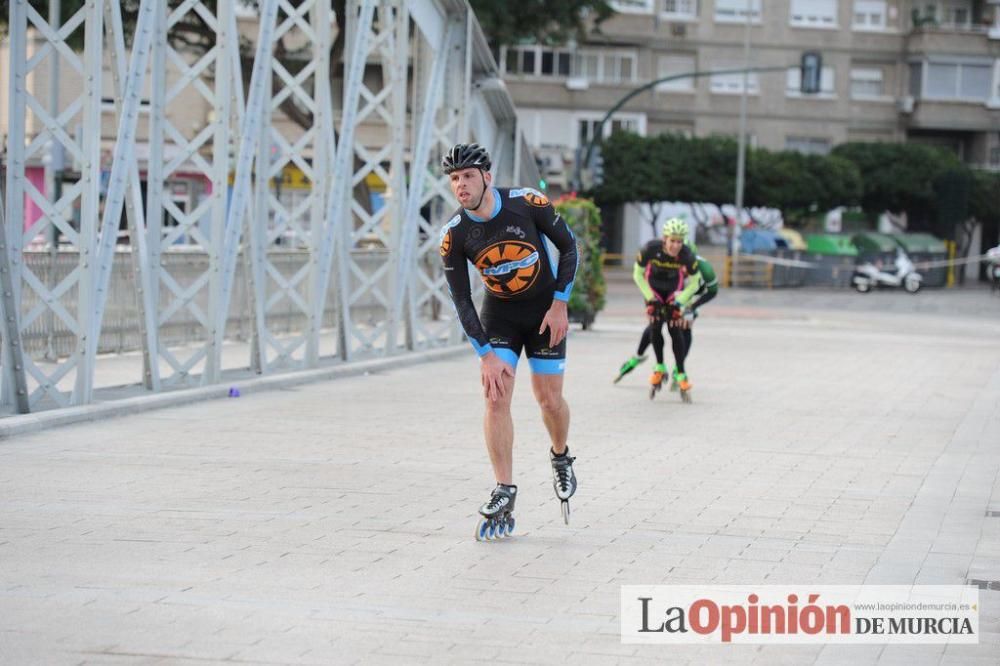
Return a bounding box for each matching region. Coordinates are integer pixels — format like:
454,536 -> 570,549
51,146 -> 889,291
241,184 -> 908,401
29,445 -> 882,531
621,585 -> 979,645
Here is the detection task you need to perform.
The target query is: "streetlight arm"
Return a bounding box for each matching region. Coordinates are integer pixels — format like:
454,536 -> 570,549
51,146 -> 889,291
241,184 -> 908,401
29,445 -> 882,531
581,65 -> 789,170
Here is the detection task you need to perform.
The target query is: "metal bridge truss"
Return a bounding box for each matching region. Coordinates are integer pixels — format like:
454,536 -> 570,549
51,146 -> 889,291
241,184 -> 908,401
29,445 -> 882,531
2,0 -> 538,414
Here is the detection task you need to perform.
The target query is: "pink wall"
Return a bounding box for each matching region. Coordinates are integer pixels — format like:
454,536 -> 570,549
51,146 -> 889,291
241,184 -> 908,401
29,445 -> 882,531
24,166 -> 45,232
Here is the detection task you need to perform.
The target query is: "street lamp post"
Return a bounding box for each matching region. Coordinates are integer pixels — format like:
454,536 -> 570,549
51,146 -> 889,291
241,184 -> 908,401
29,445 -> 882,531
731,0 -> 753,284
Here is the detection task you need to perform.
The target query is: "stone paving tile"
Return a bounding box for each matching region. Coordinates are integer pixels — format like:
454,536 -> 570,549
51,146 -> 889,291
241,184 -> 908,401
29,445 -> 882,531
1,287 -> 999,663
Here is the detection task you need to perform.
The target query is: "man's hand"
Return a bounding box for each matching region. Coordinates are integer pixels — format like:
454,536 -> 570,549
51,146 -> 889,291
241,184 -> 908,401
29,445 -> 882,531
646,300 -> 659,323
481,352 -> 514,402
539,300 -> 569,348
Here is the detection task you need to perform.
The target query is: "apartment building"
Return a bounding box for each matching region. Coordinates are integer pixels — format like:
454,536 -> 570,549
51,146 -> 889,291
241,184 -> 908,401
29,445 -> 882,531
498,0 -> 1000,192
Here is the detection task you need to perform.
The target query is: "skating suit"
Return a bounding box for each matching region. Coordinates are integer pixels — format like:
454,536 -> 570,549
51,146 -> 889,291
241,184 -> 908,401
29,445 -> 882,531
439,187 -> 578,374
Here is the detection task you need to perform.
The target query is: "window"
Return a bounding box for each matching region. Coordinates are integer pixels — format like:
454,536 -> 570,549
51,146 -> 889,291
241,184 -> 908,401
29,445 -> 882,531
711,65 -> 759,94
787,65 -> 836,97
920,60 -> 992,100
656,54 -> 696,91
959,64 -> 992,98
662,0 -> 698,19
790,0 -> 838,28
917,2 -> 976,28
852,1 -> 886,29
850,67 -> 884,98
941,1 -> 973,28
574,50 -> 638,84
715,0 -> 761,23
909,62 -> 923,96
990,145 -> 1000,168
786,136 -> 832,155
610,0 -> 654,13
502,45 -> 572,78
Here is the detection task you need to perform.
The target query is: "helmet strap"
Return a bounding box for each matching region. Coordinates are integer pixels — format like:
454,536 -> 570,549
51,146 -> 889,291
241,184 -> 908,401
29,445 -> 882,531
467,169 -> 488,212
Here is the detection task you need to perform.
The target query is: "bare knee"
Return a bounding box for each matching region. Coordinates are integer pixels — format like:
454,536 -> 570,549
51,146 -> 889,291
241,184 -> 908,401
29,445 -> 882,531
485,395 -> 513,416
535,389 -> 564,414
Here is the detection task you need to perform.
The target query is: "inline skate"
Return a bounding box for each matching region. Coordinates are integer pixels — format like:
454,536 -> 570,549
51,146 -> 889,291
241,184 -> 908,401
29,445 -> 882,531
613,355 -> 646,384
475,484 -> 517,541
550,448 -> 577,524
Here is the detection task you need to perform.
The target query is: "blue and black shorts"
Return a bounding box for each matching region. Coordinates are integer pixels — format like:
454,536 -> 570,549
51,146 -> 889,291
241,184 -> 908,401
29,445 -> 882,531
480,291 -> 566,375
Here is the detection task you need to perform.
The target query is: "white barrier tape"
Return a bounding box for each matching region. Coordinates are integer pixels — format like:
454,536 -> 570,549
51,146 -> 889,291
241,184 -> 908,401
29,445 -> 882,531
911,253 -> 994,270
736,252 -> 997,271
735,254 -> 834,269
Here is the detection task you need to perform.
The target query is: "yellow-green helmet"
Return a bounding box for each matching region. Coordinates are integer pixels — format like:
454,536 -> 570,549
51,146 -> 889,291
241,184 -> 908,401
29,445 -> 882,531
662,217 -> 688,239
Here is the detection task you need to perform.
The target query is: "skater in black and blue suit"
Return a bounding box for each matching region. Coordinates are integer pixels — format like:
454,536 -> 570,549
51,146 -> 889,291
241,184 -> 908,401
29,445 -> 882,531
438,143 -> 580,539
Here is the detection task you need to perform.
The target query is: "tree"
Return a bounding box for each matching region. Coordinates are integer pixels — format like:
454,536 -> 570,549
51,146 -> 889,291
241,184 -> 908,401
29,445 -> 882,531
469,0 -> 615,49
596,131 -> 664,237
831,141 -> 965,230
746,150 -> 860,225
965,169 -> 1000,279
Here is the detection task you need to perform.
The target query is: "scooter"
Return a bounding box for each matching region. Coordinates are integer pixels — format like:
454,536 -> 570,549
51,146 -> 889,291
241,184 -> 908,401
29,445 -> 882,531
987,246 -> 1000,294
852,249 -> 923,294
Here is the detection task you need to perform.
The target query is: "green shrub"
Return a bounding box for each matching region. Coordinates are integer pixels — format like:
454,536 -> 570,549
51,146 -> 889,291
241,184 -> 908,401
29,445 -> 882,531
555,195 -> 606,329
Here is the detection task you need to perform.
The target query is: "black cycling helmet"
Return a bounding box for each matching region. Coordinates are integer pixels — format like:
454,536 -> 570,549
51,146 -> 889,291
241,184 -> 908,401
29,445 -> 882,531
442,143 -> 491,174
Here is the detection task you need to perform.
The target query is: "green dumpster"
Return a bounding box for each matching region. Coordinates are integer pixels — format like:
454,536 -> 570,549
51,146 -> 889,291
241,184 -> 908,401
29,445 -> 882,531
805,234 -> 858,256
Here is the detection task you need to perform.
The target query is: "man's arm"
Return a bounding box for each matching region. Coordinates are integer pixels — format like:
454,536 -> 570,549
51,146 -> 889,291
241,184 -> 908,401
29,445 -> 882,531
533,202 -> 578,303
440,224 -> 492,356
632,252 -> 655,302
688,259 -> 719,312
674,252 -> 703,308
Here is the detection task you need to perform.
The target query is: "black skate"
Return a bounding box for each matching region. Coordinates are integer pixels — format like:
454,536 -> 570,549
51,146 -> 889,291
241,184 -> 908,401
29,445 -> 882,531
550,448 -> 577,525
475,484 -> 517,541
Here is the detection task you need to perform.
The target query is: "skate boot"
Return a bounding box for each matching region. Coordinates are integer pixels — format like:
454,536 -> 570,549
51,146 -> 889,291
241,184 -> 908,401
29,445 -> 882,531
550,448 -> 577,525
475,484 -> 517,541
677,372 -> 693,404
649,364 -> 667,400
613,355 -> 646,384
669,367 -> 680,392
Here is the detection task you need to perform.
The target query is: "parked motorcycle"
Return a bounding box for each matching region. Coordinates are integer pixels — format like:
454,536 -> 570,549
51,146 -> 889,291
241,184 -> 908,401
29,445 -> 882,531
987,246 -> 1000,294
852,249 -> 923,294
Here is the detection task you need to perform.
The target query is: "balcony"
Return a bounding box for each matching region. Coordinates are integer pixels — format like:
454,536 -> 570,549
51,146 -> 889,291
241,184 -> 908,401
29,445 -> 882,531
906,4 -> 1000,53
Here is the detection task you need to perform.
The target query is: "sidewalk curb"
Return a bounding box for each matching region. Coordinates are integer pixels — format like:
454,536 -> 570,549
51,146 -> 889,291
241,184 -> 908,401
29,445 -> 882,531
0,345 -> 465,440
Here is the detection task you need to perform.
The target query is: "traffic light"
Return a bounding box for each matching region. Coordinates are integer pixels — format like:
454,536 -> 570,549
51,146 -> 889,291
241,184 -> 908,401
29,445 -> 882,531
590,146 -> 605,188
800,51 -> 822,94
538,178 -> 547,191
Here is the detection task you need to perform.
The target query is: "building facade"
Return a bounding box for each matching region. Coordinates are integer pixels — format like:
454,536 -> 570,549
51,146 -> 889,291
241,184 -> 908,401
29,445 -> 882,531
498,0 -> 1000,192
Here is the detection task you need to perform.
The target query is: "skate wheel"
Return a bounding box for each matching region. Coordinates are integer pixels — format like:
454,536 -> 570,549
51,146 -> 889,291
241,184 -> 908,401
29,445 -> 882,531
476,518 -> 490,541
681,391 -> 692,404
561,501 -> 570,525
505,516 -> 516,537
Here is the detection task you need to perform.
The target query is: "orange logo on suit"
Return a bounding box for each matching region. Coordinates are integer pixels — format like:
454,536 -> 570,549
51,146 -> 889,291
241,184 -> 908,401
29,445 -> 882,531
439,230 -> 451,256
524,191 -> 549,207
474,241 -> 541,297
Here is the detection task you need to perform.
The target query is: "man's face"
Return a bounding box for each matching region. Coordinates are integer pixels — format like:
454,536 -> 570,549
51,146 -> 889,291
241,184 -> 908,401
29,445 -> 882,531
449,167 -> 490,208
663,236 -> 684,257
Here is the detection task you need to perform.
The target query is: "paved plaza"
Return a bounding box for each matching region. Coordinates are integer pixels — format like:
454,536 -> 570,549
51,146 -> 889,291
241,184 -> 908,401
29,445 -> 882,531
2,272 -> 999,664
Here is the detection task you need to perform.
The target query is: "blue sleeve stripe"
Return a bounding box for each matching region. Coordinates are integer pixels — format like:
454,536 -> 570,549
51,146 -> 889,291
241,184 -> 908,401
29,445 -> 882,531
554,280 -> 574,301
547,240 -> 558,278
471,340 -> 494,357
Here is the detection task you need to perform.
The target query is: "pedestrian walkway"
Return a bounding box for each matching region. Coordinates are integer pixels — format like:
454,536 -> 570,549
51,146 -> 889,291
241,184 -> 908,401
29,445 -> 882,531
1,276 -> 999,664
